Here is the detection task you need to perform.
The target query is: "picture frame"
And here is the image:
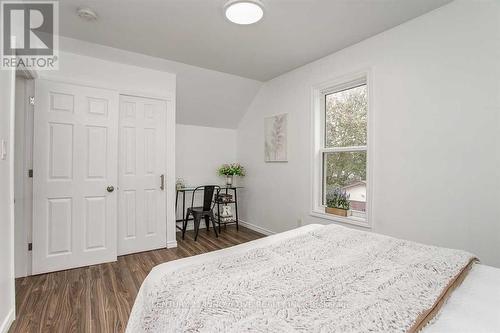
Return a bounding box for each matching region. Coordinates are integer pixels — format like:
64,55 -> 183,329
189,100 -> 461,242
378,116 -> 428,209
264,113 -> 288,162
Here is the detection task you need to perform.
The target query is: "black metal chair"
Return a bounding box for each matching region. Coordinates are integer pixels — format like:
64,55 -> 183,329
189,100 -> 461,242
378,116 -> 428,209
182,185 -> 220,241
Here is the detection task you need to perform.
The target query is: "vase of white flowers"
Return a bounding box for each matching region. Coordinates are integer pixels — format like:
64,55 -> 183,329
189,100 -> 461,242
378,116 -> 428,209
176,178 -> 185,190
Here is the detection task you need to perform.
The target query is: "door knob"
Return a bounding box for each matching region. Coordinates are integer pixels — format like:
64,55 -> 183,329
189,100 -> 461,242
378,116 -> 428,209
107,185 -> 115,193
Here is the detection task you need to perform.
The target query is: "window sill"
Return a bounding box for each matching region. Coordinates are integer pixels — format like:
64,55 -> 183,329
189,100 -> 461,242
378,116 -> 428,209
310,209 -> 371,229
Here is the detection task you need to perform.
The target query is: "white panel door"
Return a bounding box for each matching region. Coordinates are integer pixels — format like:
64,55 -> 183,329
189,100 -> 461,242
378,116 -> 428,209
33,80 -> 118,274
118,95 -> 167,255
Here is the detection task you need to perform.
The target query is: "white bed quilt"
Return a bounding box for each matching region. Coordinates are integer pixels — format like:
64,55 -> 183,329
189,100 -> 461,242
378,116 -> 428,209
126,224 -> 475,333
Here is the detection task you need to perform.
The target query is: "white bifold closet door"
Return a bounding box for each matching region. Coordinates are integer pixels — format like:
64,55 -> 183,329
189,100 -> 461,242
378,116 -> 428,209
33,80 -> 119,274
118,95 -> 167,255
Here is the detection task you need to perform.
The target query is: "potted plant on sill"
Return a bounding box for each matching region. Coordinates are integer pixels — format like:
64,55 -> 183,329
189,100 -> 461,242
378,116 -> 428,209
218,163 -> 245,186
325,188 -> 351,217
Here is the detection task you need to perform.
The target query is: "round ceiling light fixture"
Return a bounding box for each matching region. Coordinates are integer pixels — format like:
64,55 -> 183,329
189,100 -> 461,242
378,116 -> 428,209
224,0 -> 264,25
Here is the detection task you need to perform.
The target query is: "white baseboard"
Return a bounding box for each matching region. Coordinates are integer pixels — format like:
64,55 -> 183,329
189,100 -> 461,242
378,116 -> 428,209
0,308 -> 15,333
175,219 -> 276,236
238,220 -> 276,236
166,240 -> 178,249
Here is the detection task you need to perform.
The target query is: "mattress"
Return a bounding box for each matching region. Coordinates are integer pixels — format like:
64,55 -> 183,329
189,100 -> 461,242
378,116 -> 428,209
129,224 -> 500,332
424,263 -> 500,332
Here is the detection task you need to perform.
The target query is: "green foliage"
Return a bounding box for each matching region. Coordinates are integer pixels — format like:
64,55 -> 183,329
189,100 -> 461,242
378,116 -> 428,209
218,163 -> 245,177
325,85 -> 367,147
324,85 -> 367,195
326,188 -> 350,210
325,151 -> 366,190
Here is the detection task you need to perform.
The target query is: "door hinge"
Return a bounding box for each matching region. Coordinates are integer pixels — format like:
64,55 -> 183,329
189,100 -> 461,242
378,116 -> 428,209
28,243 -> 32,251
28,169 -> 33,178
29,96 -> 35,105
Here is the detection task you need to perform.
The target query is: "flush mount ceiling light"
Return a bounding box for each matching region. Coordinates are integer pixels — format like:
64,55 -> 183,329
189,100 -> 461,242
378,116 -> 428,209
77,7 -> 98,21
224,0 -> 264,25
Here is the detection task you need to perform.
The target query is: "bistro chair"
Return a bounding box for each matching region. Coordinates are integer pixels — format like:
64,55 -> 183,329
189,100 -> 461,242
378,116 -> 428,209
183,185 -> 220,241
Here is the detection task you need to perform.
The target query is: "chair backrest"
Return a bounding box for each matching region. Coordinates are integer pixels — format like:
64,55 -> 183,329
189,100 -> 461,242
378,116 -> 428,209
191,185 -> 220,211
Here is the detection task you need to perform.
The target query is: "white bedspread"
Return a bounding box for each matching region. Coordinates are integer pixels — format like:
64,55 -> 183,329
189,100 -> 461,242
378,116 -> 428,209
126,224 -> 481,333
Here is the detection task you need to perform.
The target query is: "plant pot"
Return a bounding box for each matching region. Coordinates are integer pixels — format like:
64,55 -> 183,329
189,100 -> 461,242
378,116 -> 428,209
225,175 -> 233,186
325,207 -> 350,217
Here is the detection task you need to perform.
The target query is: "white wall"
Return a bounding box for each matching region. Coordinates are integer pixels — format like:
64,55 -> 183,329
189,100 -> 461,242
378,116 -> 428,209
237,1 -> 500,267
175,124 -> 238,226
0,64 -> 16,331
176,124 -> 237,186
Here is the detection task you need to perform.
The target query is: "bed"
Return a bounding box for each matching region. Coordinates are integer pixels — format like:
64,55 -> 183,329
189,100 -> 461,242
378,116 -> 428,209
126,224 -> 500,332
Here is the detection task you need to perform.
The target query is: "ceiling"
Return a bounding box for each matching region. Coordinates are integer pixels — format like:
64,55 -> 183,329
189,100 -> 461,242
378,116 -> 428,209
59,0 -> 453,82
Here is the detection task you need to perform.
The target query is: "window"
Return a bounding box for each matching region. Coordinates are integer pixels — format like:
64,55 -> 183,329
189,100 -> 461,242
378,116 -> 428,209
311,73 -> 370,227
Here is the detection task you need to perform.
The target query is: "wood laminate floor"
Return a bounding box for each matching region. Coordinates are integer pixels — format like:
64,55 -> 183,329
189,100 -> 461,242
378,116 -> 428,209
10,226 -> 264,333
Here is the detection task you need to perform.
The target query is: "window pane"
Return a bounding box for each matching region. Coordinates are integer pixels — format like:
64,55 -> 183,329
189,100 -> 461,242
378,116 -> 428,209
323,151 -> 367,212
325,84 -> 367,147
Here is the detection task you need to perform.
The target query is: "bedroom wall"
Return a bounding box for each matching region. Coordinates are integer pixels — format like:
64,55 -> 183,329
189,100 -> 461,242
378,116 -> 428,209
237,0 -> 500,266
176,124 -> 237,186
0,64 -> 16,331
175,124 -> 238,223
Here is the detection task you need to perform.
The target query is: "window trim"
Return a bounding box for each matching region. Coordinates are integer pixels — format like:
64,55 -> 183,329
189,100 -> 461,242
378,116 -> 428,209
310,69 -> 373,228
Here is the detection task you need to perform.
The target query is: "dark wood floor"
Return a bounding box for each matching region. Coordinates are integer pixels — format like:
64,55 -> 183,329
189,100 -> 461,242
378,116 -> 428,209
9,226 -> 264,333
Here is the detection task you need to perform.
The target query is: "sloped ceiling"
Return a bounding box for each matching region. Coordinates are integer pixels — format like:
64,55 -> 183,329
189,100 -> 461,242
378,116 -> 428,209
60,37 -> 262,129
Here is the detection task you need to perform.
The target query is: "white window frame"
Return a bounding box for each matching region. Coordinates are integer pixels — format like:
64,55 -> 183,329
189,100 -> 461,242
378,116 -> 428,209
310,70 -> 373,228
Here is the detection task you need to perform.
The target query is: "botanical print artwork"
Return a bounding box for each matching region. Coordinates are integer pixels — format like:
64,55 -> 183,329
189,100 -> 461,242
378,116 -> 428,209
265,113 -> 287,162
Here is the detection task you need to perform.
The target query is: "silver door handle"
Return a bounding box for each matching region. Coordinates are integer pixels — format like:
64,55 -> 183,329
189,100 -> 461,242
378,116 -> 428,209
160,174 -> 165,191
107,185 -> 115,193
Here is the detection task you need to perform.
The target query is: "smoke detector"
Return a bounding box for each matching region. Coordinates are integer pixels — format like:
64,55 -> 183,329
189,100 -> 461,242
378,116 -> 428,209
77,7 -> 98,21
